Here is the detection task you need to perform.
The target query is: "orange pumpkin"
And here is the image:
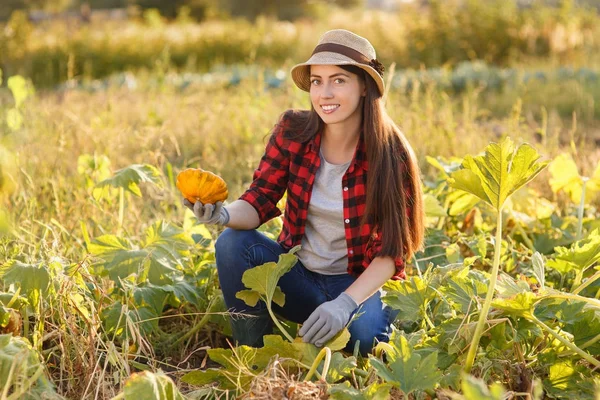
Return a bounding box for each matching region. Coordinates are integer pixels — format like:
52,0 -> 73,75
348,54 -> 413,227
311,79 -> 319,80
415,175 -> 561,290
176,168 -> 228,204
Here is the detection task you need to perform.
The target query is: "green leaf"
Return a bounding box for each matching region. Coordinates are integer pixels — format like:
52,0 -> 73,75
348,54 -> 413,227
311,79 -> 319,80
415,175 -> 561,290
543,359 -> 597,399
132,285 -> 168,315
94,164 -> 162,199
491,292 -> 536,319
326,351 -> 357,382
325,328 -> 351,352
1,261 -> 50,308
449,137 -> 549,211
182,346 -> 257,390
0,334 -> 58,398
424,193 -> 446,217
122,371 -> 185,400
329,381 -> 393,400
253,335 -> 302,369
426,155 -> 463,178
89,221 -> 192,284
382,276 -> 436,321
160,277 -> 201,307
440,267 -> 489,314
461,373 -> 506,400
571,311 -> 600,355
236,290 -> 260,307
236,248 -> 299,309
448,191 -> 481,216
101,303 -> 158,339
547,229 -> 600,275
369,335 -> 442,395
495,272 -> 531,297
531,252 -> 545,289
549,153 -> 600,204
181,369 -> 227,387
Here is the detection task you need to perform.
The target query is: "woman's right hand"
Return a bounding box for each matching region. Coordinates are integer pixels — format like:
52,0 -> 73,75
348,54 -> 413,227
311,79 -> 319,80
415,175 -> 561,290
182,199 -> 230,226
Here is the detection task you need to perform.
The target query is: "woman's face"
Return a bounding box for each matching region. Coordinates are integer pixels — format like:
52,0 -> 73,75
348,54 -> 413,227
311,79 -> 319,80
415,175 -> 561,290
309,64 -> 366,127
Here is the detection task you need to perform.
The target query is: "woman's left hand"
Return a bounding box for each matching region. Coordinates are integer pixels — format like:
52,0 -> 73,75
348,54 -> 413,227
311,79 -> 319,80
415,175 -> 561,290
298,292 -> 358,347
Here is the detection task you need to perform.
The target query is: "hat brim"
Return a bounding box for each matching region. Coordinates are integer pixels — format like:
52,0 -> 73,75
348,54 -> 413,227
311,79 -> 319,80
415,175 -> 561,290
290,51 -> 385,96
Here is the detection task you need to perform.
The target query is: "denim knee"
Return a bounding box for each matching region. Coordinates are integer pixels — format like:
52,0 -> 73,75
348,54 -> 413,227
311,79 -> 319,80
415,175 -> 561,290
214,227 -> 241,259
345,297 -> 396,357
347,327 -> 378,357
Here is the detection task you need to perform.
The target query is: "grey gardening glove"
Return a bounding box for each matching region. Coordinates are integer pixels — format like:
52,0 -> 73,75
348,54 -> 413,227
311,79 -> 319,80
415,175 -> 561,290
298,292 -> 358,347
182,199 -> 230,225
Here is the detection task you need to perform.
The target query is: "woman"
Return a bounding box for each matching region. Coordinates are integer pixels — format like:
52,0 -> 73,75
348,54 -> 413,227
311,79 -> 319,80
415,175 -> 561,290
183,29 -> 424,356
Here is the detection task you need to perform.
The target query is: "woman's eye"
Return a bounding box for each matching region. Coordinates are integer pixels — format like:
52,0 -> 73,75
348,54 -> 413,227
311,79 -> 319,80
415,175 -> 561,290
311,79 -> 321,85
335,78 -> 345,84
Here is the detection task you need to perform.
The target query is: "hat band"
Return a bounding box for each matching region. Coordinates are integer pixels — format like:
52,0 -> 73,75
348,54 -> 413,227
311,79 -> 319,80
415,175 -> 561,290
311,43 -> 385,77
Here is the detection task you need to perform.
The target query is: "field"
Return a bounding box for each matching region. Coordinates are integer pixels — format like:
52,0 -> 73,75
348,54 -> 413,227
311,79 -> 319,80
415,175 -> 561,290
1,2 -> 600,399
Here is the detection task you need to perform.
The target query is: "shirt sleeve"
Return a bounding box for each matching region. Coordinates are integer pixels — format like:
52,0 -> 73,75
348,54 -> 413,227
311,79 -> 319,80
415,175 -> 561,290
363,233 -> 406,280
238,120 -> 290,225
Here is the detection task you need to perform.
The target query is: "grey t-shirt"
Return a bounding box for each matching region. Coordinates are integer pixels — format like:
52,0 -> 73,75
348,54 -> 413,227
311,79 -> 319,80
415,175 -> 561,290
297,148 -> 351,275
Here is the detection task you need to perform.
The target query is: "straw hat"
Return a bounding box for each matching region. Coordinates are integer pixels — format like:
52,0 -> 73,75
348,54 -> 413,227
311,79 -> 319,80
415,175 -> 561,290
291,29 -> 385,96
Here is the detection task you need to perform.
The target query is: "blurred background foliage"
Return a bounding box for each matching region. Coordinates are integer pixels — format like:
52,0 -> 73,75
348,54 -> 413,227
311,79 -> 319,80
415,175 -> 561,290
1,0 -> 600,87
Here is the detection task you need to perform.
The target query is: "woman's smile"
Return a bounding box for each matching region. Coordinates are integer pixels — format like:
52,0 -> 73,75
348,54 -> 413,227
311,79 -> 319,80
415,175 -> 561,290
321,104 -> 340,114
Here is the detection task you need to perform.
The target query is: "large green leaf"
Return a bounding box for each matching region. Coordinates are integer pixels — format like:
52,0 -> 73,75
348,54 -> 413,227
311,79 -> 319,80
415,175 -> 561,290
181,346 -> 258,390
449,137 -> 549,210
101,302 -> 158,339
89,221 -> 193,284
491,292 -> 536,319
571,310 -> 600,355
369,335 -> 442,395
0,334 -> 59,399
439,267 -> 489,314
253,335 -> 302,369
382,276 -> 436,321
132,285 -> 169,315
236,246 -> 300,309
543,359 -> 597,399
547,229 -> 600,275
122,371 -> 185,400
93,164 -> 162,199
1,261 -> 50,308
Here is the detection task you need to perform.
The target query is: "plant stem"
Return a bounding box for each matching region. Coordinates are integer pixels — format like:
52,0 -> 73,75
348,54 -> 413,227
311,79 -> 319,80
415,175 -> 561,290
118,187 -> 125,236
7,365 -> 44,400
422,304 -> 435,330
513,213 -> 535,251
464,208 -> 503,373
172,312 -> 211,347
266,304 -> 293,342
539,292 -> 600,309
375,342 -> 395,359
531,315 -> 600,369
576,178 -> 588,240
573,269 -> 600,295
304,347 -> 332,382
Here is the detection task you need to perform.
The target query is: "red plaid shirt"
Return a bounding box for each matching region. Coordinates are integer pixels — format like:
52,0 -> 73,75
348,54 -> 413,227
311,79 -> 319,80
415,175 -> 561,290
239,113 -> 407,280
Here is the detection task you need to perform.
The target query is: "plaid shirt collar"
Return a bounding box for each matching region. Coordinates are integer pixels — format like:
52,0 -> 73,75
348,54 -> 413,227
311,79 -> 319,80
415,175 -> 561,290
305,127 -> 369,173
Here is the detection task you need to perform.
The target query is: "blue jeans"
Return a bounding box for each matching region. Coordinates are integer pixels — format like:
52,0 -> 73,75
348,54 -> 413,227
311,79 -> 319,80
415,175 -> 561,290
214,228 -> 398,356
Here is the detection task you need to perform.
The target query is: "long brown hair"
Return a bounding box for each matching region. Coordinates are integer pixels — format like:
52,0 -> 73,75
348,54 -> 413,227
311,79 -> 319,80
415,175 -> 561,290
280,65 -> 425,263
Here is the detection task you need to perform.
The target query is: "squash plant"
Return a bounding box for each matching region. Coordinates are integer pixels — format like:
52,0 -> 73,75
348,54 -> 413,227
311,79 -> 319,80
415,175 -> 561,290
448,137 -> 549,372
